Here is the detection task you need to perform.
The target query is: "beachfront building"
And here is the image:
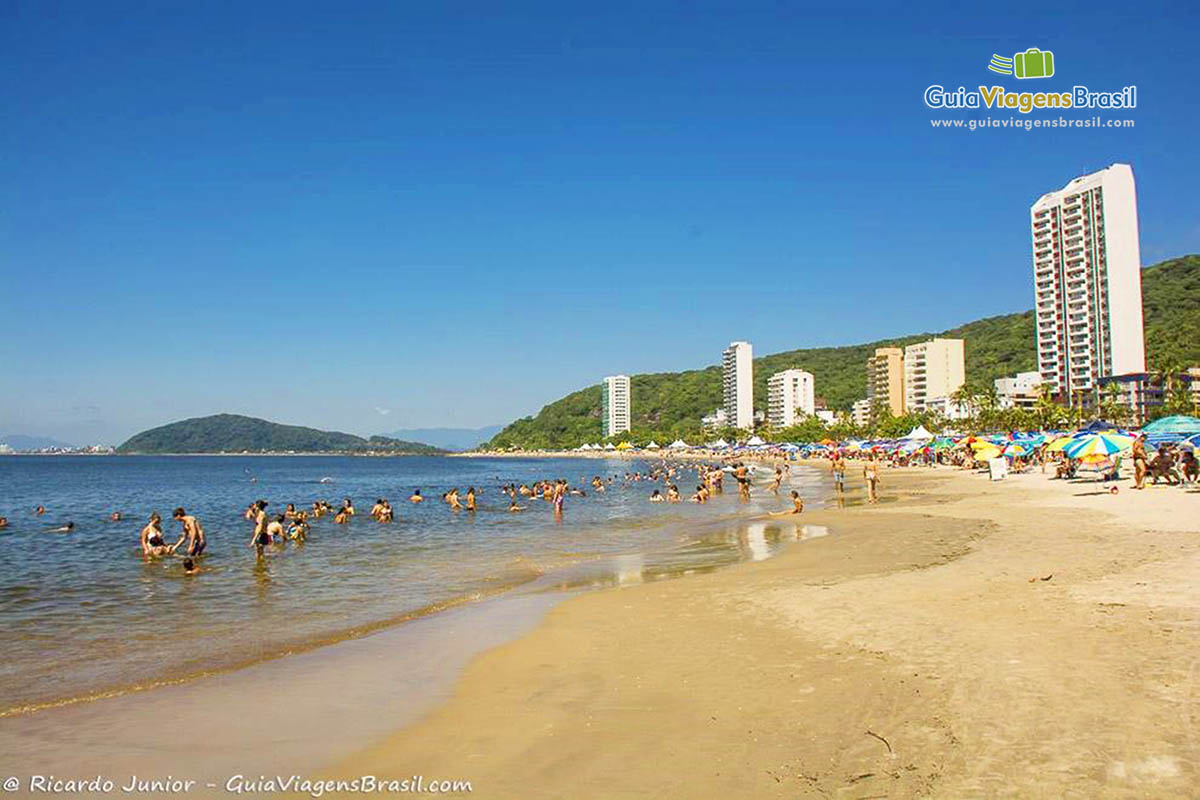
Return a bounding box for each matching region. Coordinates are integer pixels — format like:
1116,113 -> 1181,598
815,409 -> 836,425
924,396 -> 972,421
601,375 -> 631,438
722,341 -> 754,430
904,338 -> 965,413
995,371 -> 1045,410
700,407 -> 727,433
766,369 -> 815,429
851,398 -> 872,427
1096,369 -> 1200,425
1031,163 -> 1146,400
866,347 -> 905,417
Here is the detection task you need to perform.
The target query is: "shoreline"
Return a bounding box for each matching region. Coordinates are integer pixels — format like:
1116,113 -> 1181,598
331,465 -> 1200,798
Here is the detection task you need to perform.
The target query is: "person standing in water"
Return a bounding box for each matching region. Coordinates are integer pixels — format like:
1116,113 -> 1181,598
140,512 -> 173,556
172,508 -> 206,556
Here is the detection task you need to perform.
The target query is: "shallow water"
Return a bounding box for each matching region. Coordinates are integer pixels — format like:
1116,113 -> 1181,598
0,455 -> 825,714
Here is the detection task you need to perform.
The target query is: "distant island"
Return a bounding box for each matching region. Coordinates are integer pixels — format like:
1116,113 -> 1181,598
117,414 -> 445,455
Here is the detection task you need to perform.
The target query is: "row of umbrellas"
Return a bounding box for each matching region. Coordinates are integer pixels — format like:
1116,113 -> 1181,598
575,416 -> 1200,458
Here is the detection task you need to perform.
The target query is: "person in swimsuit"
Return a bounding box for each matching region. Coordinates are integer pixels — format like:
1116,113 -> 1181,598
182,558 -> 200,575
650,489 -> 664,503
35,505 -> 46,516
249,505 -> 272,556
0,517 -> 8,529
266,514 -> 286,543
409,490 -> 424,504
1132,434 -> 1148,489
831,455 -> 846,494
864,457 -> 880,504
48,521 -> 75,533
508,500 -> 525,513
172,508 -> 207,555
140,512 -> 173,556
110,511 -> 122,522
341,498 -> 356,517
465,488 -> 477,512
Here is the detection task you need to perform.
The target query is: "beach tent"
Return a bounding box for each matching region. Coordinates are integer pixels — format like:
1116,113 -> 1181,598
746,435 -> 766,446
603,443 -> 616,451
902,425 -> 935,440
615,441 -> 634,450
645,441 -> 661,450
712,438 -> 730,448
668,439 -> 690,450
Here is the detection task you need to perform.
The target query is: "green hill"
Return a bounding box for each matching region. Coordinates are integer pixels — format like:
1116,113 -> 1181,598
118,414 -> 444,455
488,255 -> 1200,449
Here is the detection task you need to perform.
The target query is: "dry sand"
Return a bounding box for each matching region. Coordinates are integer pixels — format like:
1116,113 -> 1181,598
334,466 -> 1200,798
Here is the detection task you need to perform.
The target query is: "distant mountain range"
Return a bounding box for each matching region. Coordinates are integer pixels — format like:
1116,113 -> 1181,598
118,414 -> 445,455
0,434 -> 76,450
381,425 -> 504,451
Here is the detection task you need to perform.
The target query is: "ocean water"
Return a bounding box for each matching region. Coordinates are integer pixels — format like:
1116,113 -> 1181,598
0,455 -> 825,715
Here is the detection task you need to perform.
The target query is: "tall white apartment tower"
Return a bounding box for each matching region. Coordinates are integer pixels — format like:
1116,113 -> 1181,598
767,369 -> 815,429
601,375 -> 631,438
1030,163 -> 1145,398
722,341 -> 754,430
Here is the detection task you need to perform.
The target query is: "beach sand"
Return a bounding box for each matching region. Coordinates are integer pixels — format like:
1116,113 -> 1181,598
334,466 -> 1200,798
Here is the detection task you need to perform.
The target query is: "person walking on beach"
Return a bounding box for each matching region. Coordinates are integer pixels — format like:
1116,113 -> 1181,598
864,456 -> 880,504
1132,434 -> 1148,489
831,454 -> 846,496
172,508 -> 206,556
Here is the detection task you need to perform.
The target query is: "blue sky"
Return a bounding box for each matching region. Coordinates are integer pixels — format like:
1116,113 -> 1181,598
2,0 -> 1196,444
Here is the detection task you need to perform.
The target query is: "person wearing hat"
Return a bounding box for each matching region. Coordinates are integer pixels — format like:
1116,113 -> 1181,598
1132,432 -> 1148,489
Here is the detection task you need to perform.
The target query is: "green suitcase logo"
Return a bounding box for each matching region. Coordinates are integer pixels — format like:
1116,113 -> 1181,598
1013,48 -> 1054,79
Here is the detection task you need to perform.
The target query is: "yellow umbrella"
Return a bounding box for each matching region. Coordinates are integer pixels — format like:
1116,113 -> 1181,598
615,441 -> 633,450
1045,435 -> 1076,452
973,444 -> 1002,460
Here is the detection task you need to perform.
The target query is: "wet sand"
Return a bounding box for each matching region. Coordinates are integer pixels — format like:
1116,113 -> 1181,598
334,466 -> 1200,798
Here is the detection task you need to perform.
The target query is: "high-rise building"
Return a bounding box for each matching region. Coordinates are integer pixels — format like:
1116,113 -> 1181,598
1031,163 -> 1145,398
904,338 -> 965,413
766,369 -> 815,429
601,375 -> 631,437
722,341 -> 754,430
866,347 -> 905,417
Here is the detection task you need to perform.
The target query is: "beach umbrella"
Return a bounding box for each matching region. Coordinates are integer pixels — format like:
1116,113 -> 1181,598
645,441 -> 661,450
819,438 -> 836,446
973,444 -> 1003,460
1002,442 -> 1032,458
603,443 -> 616,451
668,439 -> 689,450
1045,435 -> 1076,452
1141,415 -> 1200,435
1063,432 -> 1134,459
746,435 -> 766,446
615,441 -> 634,450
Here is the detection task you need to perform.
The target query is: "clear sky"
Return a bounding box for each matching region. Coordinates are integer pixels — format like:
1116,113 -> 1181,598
2,0 -> 1196,444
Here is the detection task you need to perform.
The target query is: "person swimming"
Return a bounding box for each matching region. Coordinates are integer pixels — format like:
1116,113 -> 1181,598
110,511 -> 122,522
266,514 -> 286,543
48,521 -> 75,533
0,516 -> 8,529
409,490 -> 424,504
35,505 -> 46,516
649,489 -> 664,503
508,499 -> 525,513
465,487 -> 477,512
182,558 -> 199,575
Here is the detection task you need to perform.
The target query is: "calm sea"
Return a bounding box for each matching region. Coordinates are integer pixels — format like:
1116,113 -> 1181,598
0,455 -> 826,715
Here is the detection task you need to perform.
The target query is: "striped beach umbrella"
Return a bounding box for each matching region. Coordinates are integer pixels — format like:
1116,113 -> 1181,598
1063,432 -> 1135,459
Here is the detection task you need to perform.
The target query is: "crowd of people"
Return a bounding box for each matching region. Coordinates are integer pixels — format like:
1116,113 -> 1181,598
2,457 -> 826,576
